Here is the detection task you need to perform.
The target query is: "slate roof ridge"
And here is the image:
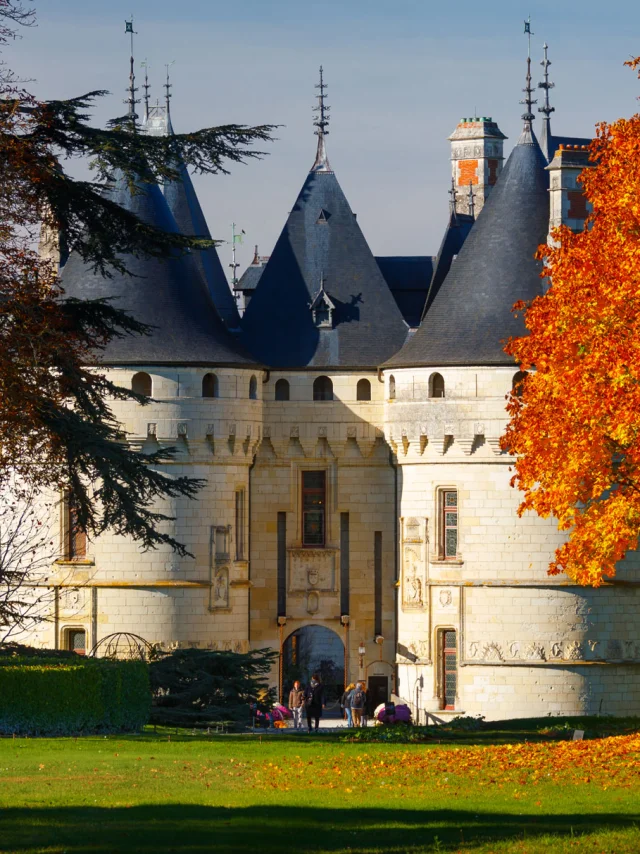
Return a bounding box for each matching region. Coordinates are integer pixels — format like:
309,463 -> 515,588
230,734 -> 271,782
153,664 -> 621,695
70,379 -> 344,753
383,126 -> 549,369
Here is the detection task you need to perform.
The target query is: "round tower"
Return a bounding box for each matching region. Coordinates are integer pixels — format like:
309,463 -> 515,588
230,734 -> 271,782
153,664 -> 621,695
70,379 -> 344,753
383,65 -> 640,720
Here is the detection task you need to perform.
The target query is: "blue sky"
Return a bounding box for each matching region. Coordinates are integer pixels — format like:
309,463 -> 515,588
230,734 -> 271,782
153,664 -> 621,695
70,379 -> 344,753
10,0 -> 640,272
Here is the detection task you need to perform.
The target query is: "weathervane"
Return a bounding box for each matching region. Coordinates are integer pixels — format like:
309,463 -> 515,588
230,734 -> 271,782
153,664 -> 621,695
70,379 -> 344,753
124,16 -> 139,127
520,16 -> 537,131
311,65 -> 332,172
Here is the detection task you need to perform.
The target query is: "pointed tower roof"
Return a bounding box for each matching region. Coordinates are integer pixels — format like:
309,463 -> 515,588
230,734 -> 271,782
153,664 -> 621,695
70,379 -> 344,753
385,63 -> 549,369
142,66 -> 240,329
422,201 -> 474,318
60,172 -> 254,366
240,69 -> 408,369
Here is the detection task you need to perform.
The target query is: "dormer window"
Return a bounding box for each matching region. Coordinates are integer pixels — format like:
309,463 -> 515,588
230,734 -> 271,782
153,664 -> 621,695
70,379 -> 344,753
309,279 -> 335,329
316,209 -> 331,224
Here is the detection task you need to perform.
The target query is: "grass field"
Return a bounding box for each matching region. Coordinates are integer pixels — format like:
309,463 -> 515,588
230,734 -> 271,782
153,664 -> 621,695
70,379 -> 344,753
1,718 -> 640,853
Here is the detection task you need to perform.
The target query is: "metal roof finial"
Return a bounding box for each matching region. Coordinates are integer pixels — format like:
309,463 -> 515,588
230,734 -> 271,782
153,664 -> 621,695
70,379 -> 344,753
164,61 -> 174,118
519,16 -> 537,135
124,16 -> 139,129
141,59 -> 150,124
311,65 -> 332,172
538,42 -> 555,159
448,176 -> 458,217
468,181 -> 476,220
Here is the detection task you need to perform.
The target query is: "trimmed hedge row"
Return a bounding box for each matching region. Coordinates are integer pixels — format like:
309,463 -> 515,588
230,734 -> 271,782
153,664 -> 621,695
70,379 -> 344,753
0,658 -> 150,735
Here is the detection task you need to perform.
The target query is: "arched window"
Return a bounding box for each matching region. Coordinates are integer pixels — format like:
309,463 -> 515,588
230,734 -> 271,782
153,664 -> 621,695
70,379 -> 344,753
275,378 -> 290,401
429,372 -> 445,398
356,378 -> 371,401
249,375 -> 258,400
389,375 -> 396,400
131,371 -> 152,397
512,371 -> 527,397
202,373 -> 218,398
313,376 -> 333,401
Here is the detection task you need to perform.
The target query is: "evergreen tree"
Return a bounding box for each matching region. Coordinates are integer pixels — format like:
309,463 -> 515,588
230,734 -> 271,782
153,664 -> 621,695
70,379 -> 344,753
0,3 -> 275,555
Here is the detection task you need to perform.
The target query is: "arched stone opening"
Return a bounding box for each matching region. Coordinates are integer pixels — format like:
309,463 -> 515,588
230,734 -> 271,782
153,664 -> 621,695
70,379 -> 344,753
283,624 -> 345,705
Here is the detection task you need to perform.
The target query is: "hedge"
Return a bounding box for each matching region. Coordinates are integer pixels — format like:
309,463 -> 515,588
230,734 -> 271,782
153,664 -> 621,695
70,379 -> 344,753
0,658 -> 151,736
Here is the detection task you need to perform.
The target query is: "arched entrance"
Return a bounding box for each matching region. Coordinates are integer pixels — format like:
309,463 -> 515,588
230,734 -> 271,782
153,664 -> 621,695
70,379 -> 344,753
283,625 -> 345,704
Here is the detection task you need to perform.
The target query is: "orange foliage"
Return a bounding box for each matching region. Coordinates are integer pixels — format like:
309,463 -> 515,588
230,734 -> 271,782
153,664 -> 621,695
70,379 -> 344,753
503,58 -> 640,586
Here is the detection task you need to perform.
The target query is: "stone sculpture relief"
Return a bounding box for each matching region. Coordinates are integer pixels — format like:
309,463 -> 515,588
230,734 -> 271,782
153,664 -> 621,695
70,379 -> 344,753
212,567 -> 229,609
402,547 -> 424,609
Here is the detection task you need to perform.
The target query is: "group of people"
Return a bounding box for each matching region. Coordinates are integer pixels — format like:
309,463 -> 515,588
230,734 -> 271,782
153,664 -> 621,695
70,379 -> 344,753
287,677 -> 372,732
288,675 -> 326,732
340,682 -> 370,727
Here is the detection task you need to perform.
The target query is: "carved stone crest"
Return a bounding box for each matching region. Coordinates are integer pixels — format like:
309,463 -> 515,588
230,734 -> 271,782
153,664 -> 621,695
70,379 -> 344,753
439,589 -> 453,608
289,549 -> 336,592
482,642 -> 503,662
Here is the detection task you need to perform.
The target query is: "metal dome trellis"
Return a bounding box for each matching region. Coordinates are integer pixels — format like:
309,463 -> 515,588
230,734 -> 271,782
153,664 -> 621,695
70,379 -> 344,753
89,632 -> 155,661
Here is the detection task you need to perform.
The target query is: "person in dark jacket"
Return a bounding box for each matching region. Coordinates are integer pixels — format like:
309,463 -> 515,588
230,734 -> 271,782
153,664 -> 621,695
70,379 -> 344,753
341,683 -> 355,728
304,674 -> 326,733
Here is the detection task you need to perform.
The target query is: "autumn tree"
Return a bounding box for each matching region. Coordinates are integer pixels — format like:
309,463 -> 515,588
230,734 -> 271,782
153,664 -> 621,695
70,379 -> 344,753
503,58 -> 640,586
0,3 -> 274,557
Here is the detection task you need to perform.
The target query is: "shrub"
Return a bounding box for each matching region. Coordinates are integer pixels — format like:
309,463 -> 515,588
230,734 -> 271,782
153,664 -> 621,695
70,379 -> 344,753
0,657 -> 150,735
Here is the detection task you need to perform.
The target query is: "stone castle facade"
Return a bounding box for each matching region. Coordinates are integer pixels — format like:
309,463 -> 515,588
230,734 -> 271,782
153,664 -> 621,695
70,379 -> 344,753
16,57 -> 640,721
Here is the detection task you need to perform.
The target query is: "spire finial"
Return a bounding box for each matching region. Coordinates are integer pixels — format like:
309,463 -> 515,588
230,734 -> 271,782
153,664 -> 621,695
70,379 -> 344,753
124,16 -> 139,129
520,17 -> 537,135
468,181 -> 476,220
537,42 -> 555,159
311,65 -> 332,172
448,176 -> 458,216
164,61 -> 174,118
141,58 -> 150,124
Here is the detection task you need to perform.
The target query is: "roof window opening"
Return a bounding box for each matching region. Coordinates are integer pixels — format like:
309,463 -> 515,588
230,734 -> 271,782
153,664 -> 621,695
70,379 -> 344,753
313,376 -> 333,402
357,378 -> 371,401
316,209 -> 331,224
132,371 -> 152,397
249,375 -> 258,400
310,283 -> 335,329
512,371 -> 527,398
429,373 -> 445,398
202,373 -> 219,399
275,378 -> 290,401
389,375 -> 396,400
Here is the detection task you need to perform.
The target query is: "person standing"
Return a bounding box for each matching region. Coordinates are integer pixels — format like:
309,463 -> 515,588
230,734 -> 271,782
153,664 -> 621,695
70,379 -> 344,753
288,680 -> 305,730
350,681 -> 367,727
304,673 -> 326,733
341,683 -> 355,728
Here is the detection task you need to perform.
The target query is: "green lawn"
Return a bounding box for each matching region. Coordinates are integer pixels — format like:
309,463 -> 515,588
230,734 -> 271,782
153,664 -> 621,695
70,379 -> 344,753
1,719 -> 640,853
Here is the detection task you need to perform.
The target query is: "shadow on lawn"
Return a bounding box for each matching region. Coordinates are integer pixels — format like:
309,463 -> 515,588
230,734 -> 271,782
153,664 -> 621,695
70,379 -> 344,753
1,804 -> 638,853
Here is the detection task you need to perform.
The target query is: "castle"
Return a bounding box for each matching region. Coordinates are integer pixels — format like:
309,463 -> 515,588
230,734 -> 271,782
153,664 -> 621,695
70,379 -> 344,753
18,47 -> 640,721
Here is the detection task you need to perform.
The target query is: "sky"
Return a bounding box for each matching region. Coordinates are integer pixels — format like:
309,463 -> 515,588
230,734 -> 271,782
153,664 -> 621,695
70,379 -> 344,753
9,0 -> 640,277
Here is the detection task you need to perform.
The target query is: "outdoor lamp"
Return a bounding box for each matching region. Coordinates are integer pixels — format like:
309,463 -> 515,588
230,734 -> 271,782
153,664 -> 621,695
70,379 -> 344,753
358,641 -> 366,668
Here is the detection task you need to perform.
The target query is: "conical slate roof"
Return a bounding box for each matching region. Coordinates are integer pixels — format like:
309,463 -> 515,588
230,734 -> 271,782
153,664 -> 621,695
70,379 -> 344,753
385,127 -> 549,368
240,167 -> 408,368
144,104 -> 240,328
423,208 -> 474,318
59,171 -> 256,367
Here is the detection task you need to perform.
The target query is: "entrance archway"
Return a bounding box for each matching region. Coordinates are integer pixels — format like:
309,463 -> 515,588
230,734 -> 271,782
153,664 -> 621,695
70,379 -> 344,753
283,625 -> 345,705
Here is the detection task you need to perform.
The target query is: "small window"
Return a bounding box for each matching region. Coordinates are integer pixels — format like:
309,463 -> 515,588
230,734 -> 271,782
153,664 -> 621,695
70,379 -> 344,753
202,373 -> 218,398
429,372 -> 445,398
439,629 -> 457,710
389,375 -> 396,400
65,495 -> 86,560
356,379 -> 371,401
249,375 -> 258,400
313,376 -> 333,401
441,490 -> 458,559
302,471 -> 326,547
131,371 -> 152,397
67,628 -> 86,656
275,378 -> 290,401
512,371 -> 527,398
235,489 -> 246,559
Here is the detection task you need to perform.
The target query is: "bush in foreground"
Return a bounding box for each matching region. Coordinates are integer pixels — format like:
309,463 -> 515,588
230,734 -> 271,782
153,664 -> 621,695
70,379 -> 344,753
0,655 -> 150,735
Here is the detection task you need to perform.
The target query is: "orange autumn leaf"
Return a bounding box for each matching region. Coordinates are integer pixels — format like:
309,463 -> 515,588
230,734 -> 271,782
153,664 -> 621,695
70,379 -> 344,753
502,57 -> 640,586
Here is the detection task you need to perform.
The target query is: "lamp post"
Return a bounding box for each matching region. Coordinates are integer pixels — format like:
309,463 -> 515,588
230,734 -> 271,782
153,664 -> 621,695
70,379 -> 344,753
358,641 -> 366,671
